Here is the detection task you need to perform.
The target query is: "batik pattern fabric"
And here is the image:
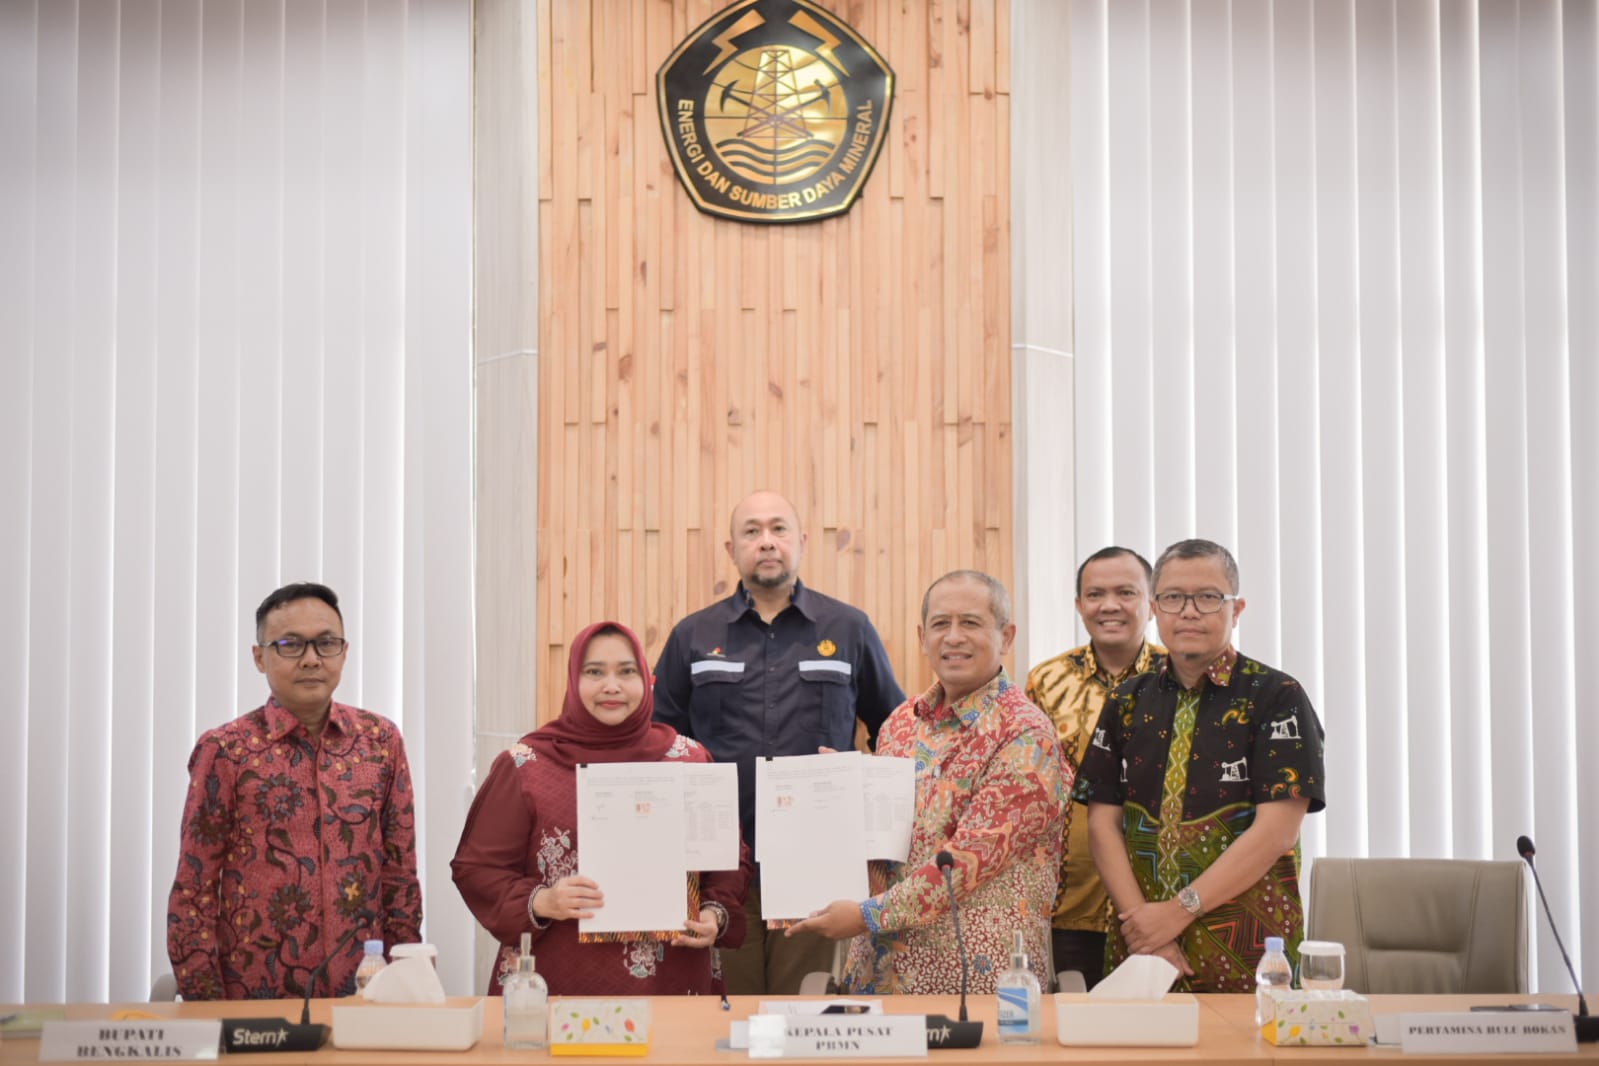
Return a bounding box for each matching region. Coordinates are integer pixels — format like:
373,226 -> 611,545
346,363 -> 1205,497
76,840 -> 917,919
840,670 -> 1067,995
451,735 -> 752,996
1024,641 -> 1164,933
166,699 -> 422,1000
1155,689 -> 1201,894
1074,647 -> 1326,993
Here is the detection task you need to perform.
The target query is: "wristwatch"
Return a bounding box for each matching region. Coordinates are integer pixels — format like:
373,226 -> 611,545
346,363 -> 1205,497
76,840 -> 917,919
1176,885 -> 1203,916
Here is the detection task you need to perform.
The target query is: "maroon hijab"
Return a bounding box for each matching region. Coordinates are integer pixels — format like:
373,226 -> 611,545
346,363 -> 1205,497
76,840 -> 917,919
524,620 -> 679,769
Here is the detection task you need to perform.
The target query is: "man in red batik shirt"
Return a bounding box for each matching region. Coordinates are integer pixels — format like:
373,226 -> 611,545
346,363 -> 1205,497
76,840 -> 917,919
166,582 -> 422,1000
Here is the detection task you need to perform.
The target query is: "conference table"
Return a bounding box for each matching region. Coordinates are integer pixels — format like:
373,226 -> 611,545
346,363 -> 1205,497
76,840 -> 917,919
2,993 -> 1593,1064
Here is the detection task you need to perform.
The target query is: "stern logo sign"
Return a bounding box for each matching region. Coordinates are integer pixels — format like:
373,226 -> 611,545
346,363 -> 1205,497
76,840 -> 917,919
657,0 -> 894,223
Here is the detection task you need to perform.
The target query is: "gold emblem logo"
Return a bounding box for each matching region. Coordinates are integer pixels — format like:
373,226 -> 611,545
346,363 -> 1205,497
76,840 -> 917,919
657,0 -> 894,223
817,639 -> 836,656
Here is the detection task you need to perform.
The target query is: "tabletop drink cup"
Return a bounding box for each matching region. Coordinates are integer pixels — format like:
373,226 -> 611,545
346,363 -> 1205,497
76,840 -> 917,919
1296,940 -> 1346,991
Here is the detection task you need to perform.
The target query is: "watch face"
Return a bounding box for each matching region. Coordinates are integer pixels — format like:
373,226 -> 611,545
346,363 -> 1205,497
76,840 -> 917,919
1178,887 -> 1200,913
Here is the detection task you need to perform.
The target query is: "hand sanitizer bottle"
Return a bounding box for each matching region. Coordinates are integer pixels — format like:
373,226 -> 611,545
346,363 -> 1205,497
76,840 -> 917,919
996,929 -> 1042,1045
501,932 -> 548,1049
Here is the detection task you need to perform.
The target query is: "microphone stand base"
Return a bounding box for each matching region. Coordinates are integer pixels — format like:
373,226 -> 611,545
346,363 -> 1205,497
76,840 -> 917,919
923,1015 -> 983,1050
220,1019 -> 331,1053
1575,1014 -> 1599,1044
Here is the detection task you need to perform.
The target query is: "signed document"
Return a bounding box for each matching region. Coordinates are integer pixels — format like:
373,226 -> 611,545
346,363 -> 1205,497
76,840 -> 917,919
754,752 -> 915,920
860,754 -> 914,861
575,763 -> 690,934
683,761 -> 741,870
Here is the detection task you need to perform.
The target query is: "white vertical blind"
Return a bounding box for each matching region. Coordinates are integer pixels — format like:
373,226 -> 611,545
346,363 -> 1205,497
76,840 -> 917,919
0,0 -> 475,1002
1070,0 -> 1597,993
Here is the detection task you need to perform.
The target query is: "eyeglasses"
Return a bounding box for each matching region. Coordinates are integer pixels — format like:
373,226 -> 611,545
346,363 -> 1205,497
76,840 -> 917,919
1153,591 -> 1237,615
260,636 -> 348,659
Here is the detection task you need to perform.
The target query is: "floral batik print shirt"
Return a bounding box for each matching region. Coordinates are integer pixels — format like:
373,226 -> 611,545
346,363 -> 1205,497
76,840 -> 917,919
841,670 -> 1068,995
166,699 -> 422,1000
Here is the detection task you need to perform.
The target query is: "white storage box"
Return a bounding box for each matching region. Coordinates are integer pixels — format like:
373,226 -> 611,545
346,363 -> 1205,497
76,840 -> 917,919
331,997 -> 485,1051
1054,992 -> 1200,1047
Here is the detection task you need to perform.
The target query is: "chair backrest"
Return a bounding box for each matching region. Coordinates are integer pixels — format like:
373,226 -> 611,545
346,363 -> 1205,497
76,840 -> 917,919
1306,857 -> 1528,994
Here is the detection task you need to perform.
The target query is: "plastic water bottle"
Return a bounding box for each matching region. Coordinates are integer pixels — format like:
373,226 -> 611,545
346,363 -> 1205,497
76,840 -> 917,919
353,939 -> 387,991
996,930 -> 1042,1045
502,932 -> 549,1049
1254,936 -> 1293,1028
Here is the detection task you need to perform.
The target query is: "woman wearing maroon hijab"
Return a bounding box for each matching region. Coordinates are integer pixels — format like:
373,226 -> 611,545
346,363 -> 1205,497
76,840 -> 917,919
452,621 -> 751,994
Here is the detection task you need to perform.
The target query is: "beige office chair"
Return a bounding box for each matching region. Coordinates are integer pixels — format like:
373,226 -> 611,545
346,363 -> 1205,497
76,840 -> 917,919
1306,857 -> 1528,994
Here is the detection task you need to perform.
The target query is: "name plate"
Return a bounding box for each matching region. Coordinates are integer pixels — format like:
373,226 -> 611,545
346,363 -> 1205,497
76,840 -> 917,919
747,1014 -> 927,1059
1398,1011 -> 1576,1055
39,1021 -> 221,1062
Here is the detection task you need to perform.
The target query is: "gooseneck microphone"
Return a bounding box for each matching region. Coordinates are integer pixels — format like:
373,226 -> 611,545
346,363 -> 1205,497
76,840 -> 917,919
921,850 -> 983,1050
301,925 -> 364,1023
221,925 -> 364,1053
935,851 -> 970,1021
1517,835 -> 1597,1043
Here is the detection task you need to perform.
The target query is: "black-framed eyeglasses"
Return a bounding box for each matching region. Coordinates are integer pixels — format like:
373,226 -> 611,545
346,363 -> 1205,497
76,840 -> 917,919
1153,591 -> 1237,615
260,636 -> 348,659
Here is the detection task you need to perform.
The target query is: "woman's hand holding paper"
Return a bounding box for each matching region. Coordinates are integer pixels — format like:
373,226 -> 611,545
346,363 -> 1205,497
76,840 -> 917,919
671,909 -> 720,949
534,875 -> 605,921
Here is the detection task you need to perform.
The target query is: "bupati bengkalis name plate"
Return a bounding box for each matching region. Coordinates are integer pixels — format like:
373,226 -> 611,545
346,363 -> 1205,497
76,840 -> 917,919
39,1020 -> 221,1061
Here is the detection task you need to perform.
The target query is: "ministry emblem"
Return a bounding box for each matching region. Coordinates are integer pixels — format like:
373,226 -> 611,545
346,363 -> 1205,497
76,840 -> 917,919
657,0 -> 894,223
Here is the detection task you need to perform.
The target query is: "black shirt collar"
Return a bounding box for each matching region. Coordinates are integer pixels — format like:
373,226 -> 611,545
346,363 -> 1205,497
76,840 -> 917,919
730,577 -> 815,623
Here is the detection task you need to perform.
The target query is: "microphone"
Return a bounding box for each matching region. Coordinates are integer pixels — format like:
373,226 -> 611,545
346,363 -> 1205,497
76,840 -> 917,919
922,850 -> 983,1050
220,925 -> 364,1053
935,851 -> 970,1021
1517,835 -> 1597,1043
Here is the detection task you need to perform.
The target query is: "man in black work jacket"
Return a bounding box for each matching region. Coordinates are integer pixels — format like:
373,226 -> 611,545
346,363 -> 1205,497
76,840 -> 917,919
653,490 -> 905,995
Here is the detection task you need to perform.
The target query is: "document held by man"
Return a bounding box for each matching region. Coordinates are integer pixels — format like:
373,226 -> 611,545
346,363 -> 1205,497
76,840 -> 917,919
754,752 -> 915,921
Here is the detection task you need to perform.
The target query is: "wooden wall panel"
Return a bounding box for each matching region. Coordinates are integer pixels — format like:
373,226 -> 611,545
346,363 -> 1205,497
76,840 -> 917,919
534,0 -> 1013,718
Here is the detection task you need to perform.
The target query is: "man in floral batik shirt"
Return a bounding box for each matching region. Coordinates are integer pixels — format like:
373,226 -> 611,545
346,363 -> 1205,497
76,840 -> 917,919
786,571 -> 1067,994
166,583 -> 422,1000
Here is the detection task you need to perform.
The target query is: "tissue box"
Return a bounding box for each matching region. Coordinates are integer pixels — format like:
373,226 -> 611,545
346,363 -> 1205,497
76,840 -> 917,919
331,998 -> 484,1050
1054,993 -> 1200,1046
548,998 -> 651,1056
1259,989 -> 1373,1047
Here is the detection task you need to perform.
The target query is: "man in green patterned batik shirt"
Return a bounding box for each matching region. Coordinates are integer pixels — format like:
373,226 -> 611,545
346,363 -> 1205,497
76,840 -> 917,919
1075,539 -> 1326,993
1026,546 -> 1165,989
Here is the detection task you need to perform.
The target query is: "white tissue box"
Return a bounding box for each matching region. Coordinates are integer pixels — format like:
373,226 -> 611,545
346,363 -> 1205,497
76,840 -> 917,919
1054,992 -> 1200,1047
331,998 -> 484,1050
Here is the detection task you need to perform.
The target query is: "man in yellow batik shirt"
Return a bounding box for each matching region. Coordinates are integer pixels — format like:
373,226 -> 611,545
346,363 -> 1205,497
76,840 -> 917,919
1025,547 -> 1164,988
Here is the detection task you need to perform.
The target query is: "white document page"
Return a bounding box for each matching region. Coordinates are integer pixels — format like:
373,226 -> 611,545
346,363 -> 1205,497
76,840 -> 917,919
682,761 -> 740,870
860,755 -> 915,861
575,762 -> 689,934
755,753 -> 869,920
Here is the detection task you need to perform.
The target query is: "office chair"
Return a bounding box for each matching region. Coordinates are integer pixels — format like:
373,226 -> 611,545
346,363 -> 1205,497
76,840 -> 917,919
1306,857 -> 1528,994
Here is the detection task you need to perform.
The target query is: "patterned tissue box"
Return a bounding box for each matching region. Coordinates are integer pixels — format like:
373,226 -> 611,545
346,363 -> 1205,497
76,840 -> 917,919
1260,989 -> 1373,1047
548,999 -> 651,1056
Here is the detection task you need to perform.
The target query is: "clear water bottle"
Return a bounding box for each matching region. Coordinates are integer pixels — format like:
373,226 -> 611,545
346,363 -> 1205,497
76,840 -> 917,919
1254,936 -> 1294,1028
353,939 -> 387,991
502,932 -> 549,1049
996,930 -> 1042,1045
